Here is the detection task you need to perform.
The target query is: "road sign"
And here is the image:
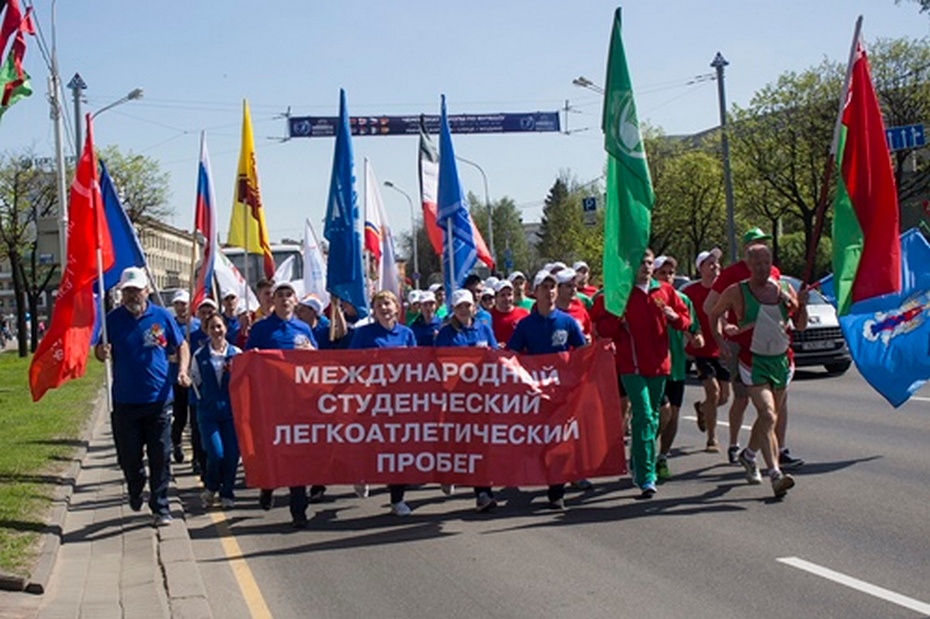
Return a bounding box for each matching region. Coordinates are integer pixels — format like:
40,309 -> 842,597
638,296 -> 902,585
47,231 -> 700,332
288,112 -> 561,138
885,124 -> 925,152
582,196 -> 597,226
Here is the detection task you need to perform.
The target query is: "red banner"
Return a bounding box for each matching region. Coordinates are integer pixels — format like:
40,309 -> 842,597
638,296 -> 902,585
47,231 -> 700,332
230,342 -> 625,488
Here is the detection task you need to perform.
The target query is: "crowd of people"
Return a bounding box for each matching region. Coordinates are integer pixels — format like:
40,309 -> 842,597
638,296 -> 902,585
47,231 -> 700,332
94,226 -> 809,529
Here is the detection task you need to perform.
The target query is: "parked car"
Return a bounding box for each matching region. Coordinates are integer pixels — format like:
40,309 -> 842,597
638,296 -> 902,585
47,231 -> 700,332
782,276 -> 852,375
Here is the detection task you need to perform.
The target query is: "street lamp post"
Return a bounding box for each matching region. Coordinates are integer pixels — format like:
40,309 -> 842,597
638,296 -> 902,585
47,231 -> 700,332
91,87 -> 144,120
454,155 -> 494,269
383,180 -> 420,289
711,52 -> 737,262
572,75 -> 605,94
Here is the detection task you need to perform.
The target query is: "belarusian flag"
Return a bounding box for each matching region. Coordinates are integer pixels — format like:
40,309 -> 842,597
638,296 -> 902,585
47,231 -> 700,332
831,19 -> 900,316
0,49 -> 31,121
601,7 -> 653,317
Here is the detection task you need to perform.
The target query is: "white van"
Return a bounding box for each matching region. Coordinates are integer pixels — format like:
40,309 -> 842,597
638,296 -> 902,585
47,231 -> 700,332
222,244 -> 303,285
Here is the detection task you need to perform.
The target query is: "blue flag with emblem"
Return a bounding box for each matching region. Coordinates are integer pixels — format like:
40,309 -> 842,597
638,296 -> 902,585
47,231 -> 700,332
99,160 -> 147,291
436,95 -> 478,304
828,228 -> 930,407
324,89 -> 368,318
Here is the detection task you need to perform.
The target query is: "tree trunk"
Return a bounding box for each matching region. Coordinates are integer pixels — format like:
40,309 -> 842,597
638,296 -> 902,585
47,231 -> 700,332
10,252 -> 28,357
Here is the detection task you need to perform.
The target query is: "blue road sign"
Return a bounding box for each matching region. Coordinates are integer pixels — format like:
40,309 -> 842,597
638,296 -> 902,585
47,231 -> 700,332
885,124 -> 925,152
582,197 -> 597,212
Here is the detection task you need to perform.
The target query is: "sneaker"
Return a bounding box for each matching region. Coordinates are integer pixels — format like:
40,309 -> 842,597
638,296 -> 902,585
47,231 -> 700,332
738,449 -> 762,485
475,492 -> 497,512
220,498 -> 235,509
153,513 -> 173,527
259,489 -> 274,511
546,498 -> 566,511
705,439 -> 720,454
571,479 -> 594,491
129,493 -> 144,512
391,501 -> 412,517
440,484 -> 455,496
291,514 -> 309,529
771,471 -> 796,498
353,484 -> 370,499
172,445 -> 185,464
694,400 -> 706,432
656,459 -> 670,483
640,482 -> 657,498
727,445 -> 741,465
200,489 -> 216,509
309,487 -> 326,503
779,449 -> 805,469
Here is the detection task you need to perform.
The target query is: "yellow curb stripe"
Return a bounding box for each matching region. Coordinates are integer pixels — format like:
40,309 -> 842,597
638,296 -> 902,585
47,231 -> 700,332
209,510 -> 273,619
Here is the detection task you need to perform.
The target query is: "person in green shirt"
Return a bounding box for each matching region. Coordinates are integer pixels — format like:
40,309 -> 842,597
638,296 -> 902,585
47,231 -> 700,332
509,271 -> 534,311
653,256 -> 703,482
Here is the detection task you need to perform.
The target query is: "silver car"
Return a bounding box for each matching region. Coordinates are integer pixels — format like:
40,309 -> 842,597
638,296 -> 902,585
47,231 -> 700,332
782,276 -> 852,375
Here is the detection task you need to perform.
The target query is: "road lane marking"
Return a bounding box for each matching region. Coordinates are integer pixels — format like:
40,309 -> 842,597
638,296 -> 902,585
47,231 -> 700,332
777,557 -> 930,615
682,415 -> 753,431
910,396 -> 930,402
209,510 -> 274,619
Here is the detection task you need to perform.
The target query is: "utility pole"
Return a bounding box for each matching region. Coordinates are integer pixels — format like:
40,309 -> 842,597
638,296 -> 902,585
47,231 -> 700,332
712,52 -> 738,263
68,73 -> 86,151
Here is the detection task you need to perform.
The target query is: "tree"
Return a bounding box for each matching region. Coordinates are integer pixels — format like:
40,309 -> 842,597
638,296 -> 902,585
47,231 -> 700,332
0,151 -> 59,357
468,193 -> 532,276
97,145 -> 172,225
536,175 -> 587,265
396,224 -> 442,288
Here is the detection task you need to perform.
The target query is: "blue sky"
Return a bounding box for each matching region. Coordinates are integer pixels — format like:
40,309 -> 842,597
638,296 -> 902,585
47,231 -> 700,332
4,1 -> 928,244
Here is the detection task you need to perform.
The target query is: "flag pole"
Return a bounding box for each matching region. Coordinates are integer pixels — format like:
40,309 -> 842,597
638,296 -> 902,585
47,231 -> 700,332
446,218 -> 455,304
801,15 -> 863,286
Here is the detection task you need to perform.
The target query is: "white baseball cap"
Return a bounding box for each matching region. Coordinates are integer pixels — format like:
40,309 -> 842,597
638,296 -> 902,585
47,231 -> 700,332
197,298 -> 218,310
556,268 -> 578,285
221,289 -> 238,300
573,261 -> 589,272
271,280 -> 297,295
508,271 -> 526,282
299,294 -> 324,314
653,255 -> 677,271
118,267 -> 148,290
419,291 -> 437,304
549,261 -> 568,273
695,248 -> 723,271
494,279 -> 514,294
428,282 -> 443,293
450,289 -> 474,307
532,269 -> 557,289
171,290 -> 190,305
407,290 -> 422,305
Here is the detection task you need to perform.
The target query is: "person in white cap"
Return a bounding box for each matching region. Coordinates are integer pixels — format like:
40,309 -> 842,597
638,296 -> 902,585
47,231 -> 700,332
404,289 -> 422,326
508,271 -> 533,310
245,279 -> 319,528
296,293 -> 345,351
94,267 -> 191,527
349,290 -> 418,516
490,279 -> 528,346
682,248 -> 729,457
554,268 -> 592,341
169,290 -> 199,467
435,289 -> 499,511
428,282 -> 448,319
220,290 -> 241,345
409,290 -> 441,347
479,286 -> 495,313
507,269 -> 587,510
573,261 -> 598,298
464,274 -> 493,330
652,255 -> 702,482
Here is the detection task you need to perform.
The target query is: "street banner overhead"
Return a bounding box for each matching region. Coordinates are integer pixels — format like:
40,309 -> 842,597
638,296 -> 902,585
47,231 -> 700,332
288,111 -> 561,138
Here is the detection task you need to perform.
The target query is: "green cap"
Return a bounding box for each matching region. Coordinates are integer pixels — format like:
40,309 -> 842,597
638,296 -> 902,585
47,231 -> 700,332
741,227 -> 772,245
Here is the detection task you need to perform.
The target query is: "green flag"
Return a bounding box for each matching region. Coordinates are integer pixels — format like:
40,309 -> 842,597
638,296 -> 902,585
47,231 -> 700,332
601,7 -> 654,317
0,50 -> 32,122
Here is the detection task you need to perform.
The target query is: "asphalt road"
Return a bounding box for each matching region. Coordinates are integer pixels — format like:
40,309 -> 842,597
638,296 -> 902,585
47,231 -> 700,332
185,367 -> 930,619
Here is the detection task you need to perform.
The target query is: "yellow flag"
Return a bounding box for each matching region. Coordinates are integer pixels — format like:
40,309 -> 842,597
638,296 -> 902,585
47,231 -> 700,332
228,99 -> 275,278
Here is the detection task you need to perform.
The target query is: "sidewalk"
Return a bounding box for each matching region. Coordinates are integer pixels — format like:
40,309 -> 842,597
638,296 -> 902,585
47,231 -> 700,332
0,393 -> 213,619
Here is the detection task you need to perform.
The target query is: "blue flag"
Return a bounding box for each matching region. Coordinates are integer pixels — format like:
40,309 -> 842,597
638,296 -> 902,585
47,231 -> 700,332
436,95 -> 478,304
834,228 -> 930,407
324,89 -> 369,318
99,161 -> 147,291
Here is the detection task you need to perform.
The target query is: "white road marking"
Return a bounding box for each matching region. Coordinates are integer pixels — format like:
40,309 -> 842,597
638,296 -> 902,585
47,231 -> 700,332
777,557 -> 930,615
910,396 -> 930,402
682,415 -> 753,431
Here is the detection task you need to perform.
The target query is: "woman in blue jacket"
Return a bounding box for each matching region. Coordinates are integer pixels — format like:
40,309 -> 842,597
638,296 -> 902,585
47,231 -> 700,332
191,313 -> 241,509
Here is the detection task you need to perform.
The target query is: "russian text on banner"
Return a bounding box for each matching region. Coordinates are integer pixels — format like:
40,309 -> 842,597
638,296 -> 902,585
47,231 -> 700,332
230,342 -> 625,487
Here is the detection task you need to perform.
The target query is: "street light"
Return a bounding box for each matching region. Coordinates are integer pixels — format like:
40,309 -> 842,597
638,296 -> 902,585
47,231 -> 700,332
572,75 -> 605,95
454,155 -> 495,268
91,87 -> 144,120
383,180 -> 420,289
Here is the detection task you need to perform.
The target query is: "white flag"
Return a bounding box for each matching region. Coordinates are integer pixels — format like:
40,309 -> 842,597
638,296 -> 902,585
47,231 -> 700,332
364,160 -> 400,298
303,218 -> 330,308
216,248 -> 259,313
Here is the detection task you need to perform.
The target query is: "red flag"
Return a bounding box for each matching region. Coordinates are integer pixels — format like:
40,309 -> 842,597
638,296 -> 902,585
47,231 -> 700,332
29,115 -> 114,402
0,1 -> 33,107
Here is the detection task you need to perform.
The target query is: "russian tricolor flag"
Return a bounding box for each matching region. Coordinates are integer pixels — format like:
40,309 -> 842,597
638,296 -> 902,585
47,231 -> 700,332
193,131 -> 217,308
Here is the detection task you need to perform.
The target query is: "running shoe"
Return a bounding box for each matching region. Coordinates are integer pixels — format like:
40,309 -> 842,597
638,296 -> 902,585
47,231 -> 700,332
738,449 -> 762,485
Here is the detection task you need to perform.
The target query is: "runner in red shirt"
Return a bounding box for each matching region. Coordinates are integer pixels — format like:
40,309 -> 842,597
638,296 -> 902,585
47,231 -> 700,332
489,280 -> 529,346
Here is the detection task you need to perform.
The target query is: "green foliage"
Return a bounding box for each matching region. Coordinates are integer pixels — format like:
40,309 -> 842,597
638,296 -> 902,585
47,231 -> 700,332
776,230 -> 832,280
536,175 -> 587,266
468,194 -> 532,276
0,353 -> 103,576
97,145 -> 172,224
